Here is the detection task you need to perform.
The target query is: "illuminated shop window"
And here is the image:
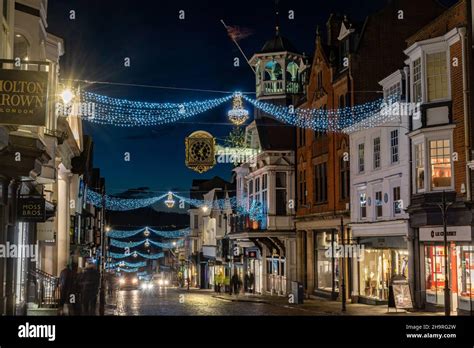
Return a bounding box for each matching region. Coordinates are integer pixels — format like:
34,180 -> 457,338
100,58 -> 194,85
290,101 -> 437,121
429,139 -> 451,189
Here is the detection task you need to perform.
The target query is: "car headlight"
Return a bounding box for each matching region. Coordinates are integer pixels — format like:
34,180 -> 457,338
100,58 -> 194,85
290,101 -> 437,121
164,280 -> 169,286
119,278 -> 125,285
158,279 -> 163,285
132,278 -> 138,284
141,283 -> 147,290
147,283 -> 153,290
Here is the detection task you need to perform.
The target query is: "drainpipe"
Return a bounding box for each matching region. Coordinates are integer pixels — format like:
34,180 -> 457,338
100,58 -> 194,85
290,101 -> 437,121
460,27 -> 471,201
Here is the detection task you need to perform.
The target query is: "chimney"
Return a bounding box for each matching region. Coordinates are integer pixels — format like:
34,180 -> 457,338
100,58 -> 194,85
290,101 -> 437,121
326,13 -> 343,46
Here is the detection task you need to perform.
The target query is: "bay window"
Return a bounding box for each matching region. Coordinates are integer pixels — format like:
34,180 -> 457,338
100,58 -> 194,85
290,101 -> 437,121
413,58 -> 422,103
426,52 -> 448,102
415,143 -> 425,192
429,139 -> 452,189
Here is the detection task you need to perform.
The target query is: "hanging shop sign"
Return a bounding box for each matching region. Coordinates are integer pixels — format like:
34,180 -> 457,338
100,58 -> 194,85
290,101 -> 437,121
17,197 -> 46,222
0,69 -> 49,126
185,130 -> 216,174
36,221 -> 55,242
419,226 -> 472,242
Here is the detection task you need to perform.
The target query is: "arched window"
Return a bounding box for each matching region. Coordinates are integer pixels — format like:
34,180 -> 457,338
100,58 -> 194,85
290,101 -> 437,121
286,61 -> 299,82
264,61 -> 282,81
14,33 -> 29,61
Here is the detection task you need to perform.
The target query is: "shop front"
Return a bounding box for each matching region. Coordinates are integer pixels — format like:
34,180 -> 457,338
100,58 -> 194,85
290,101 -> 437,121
314,230 -> 339,299
420,226 -> 474,314
356,236 -> 409,305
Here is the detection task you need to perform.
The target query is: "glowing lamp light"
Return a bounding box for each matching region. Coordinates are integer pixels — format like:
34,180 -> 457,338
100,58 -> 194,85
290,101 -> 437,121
61,89 -> 74,104
144,239 -> 150,248
144,228 -> 150,237
164,192 -> 175,208
228,92 -> 249,126
201,206 -> 209,213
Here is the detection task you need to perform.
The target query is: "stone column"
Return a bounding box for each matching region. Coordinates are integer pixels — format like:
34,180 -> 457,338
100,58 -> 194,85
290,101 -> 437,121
306,231 -> 315,294
57,166 -> 71,275
296,231 -> 304,283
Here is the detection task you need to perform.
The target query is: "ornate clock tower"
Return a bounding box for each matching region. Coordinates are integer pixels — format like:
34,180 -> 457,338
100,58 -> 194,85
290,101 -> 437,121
249,24 -> 309,119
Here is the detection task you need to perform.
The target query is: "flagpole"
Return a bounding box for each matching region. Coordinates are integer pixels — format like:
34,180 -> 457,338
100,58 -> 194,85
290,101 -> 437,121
220,20 -> 256,73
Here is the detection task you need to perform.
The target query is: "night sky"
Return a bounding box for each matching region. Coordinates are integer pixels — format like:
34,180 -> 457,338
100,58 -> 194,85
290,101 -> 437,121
46,0 -> 457,199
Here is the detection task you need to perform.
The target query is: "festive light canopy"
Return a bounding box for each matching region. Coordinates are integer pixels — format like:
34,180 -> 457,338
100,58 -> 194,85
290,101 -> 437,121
243,95 -> 389,132
110,238 -> 184,249
78,90 -> 394,132
80,91 -> 233,127
107,227 -> 191,239
109,251 -> 165,260
86,190 -> 168,211
107,261 -> 147,268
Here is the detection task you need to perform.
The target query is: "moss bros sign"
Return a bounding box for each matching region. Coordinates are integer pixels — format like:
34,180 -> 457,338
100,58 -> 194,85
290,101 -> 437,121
17,197 -> 46,222
0,69 -> 48,126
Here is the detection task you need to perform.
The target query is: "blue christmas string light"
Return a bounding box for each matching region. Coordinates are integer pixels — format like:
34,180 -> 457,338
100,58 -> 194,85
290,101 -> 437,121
243,95 -> 386,132
80,91 -> 233,127
109,251 -> 165,260
117,267 -> 139,273
86,190 -> 168,211
110,238 -> 184,249
108,261 -> 147,268
107,228 -> 145,238
108,227 -> 190,239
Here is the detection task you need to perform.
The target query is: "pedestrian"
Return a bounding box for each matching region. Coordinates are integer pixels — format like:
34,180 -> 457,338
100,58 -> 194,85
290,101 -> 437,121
59,263 -> 79,315
249,272 -> 255,294
231,270 -> 240,296
216,271 -> 224,293
80,261 -> 100,315
244,272 -> 250,293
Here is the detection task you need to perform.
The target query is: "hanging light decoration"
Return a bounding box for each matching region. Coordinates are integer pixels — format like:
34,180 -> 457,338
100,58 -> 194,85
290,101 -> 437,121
144,228 -> 150,237
164,192 -> 175,208
132,251 -> 138,258
227,92 -> 249,126
144,239 -> 150,248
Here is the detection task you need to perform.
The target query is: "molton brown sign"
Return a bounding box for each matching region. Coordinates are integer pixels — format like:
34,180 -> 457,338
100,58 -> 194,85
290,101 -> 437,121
0,69 -> 48,126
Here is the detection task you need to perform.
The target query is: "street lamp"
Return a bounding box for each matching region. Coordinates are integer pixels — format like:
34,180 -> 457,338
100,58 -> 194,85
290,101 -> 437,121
60,88 -> 74,104
439,191 -> 453,317
340,216 -> 346,312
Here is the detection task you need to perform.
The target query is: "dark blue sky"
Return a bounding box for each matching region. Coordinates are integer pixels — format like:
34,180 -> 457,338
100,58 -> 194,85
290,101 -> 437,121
47,0 -> 456,196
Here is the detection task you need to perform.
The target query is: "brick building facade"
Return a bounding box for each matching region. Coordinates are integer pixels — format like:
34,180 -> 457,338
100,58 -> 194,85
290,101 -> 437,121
295,0 -> 446,300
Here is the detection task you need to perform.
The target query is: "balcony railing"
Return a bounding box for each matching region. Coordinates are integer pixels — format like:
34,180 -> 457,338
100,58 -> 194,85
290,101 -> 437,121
260,80 -> 302,96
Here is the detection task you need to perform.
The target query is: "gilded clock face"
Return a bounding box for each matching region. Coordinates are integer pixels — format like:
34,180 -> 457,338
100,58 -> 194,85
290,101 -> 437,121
185,130 -> 216,174
190,141 -> 212,161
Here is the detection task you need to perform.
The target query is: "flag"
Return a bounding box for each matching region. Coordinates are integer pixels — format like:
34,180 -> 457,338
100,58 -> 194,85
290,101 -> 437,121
226,24 -> 253,42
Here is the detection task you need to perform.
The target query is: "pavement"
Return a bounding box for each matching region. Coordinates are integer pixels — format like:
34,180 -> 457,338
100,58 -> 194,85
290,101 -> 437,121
211,291 -> 444,316
102,287 -> 443,316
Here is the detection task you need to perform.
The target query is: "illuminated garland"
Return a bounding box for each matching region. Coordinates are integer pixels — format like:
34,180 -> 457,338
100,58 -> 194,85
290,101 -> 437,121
86,190 -> 168,211
108,227 -> 190,239
108,261 -> 147,268
109,251 -> 165,260
80,91 -> 233,127
117,267 -> 139,273
110,238 -> 184,249
243,95 -> 386,132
